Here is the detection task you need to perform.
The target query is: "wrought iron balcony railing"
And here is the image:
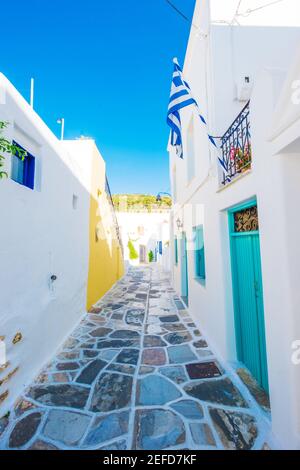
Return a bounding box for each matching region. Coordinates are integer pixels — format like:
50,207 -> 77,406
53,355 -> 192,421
219,101 -> 251,186
105,176 -> 124,253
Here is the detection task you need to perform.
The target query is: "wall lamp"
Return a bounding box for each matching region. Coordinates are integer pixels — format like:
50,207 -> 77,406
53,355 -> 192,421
176,218 -> 183,230
156,192 -> 172,202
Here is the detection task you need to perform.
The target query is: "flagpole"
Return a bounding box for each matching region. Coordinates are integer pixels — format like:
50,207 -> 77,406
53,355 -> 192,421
56,118 -> 65,140
30,78 -> 34,109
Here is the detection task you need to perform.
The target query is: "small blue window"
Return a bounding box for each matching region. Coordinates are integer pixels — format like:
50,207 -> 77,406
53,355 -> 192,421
158,241 -> 163,255
194,225 -> 206,282
11,141 -> 35,190
174,237 -> 178,265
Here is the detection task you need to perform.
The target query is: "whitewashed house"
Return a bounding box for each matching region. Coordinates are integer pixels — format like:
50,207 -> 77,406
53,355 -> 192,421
0,73 -> 123,415
168,0 -> 300,449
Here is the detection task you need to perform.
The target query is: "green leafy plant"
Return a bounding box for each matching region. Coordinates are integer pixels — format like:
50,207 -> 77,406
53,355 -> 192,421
0,121 -> 27,179
148,250 -> 154,263
128,239 -> 138,260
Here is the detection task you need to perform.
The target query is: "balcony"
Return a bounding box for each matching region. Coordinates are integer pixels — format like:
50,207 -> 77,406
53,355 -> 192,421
105,176 -> 123,252
220,101 -> 251,186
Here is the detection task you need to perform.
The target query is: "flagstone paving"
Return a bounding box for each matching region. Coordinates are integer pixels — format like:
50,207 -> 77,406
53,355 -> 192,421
0,266 -> 271,450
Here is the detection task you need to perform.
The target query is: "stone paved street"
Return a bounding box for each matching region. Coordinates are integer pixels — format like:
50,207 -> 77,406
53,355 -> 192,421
0,266 -> 271,450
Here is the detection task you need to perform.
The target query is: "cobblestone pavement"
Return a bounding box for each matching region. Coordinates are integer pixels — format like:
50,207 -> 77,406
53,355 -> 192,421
0,266 -> 271,450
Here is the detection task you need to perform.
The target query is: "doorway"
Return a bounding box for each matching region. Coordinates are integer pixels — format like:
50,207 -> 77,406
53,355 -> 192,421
229,200 -> 269,392
180,232 -> 189,306
139,245 -> 146,264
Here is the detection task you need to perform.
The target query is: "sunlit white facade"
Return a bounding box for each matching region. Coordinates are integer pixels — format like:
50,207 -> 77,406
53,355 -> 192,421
168,0 -> 300,449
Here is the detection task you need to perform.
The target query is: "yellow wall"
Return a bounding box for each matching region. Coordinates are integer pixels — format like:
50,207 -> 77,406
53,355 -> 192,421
86,145 -> 124,310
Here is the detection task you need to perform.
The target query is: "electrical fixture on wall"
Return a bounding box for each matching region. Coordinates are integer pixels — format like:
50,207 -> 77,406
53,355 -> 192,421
72,194 -> 78,210
49,274 -> 58,298
236,75 -> 253,102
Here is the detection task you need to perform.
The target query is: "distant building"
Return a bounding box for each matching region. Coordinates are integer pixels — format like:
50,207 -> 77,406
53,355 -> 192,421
0,73 -> 124,414
115,196 -> 170,270
168,0 -> 300,449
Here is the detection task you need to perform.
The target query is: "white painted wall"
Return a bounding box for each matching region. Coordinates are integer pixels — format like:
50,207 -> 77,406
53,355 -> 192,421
270,47 -> 300,153
116,211 -> 170,270
210,0 -> 300,27
169,0 -> 300,449
0,74 -> 93,415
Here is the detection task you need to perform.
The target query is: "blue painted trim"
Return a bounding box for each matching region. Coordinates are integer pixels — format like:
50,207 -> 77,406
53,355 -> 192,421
193,225 -> 206,282
228,199 -> 258,363
11,141 -> 35,190
181,232 -> 189,299
228,211 -> 243,360
227,197 -> 257,214
174,237 -> 178,265
230,231 -> 259,237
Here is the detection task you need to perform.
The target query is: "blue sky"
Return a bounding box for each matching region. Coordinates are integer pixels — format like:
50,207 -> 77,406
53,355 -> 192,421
2,0 -> 195,194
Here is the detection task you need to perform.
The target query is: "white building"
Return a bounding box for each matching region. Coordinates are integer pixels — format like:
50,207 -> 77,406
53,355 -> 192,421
168,0 -> 300,449
0,73 -> 123,415
116,209 -> 170,270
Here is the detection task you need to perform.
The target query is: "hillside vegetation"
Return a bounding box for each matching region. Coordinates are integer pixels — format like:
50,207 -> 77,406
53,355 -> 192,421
112,194 -> 172,212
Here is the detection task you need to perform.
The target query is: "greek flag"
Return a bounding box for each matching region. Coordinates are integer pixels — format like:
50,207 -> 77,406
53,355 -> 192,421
167,59 -> 229,175
167,58 -> 197,159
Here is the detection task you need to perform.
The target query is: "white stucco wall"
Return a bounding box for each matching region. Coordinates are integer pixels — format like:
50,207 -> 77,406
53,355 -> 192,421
0,74 -> 91,414
169,0 -> 300,449
210,0 -> 300,27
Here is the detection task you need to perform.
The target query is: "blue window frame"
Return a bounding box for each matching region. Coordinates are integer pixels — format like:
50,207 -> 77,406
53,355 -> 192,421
193,225 -> 206,282
174,237 -> 178,265
11,141 -> 35,190
158,241 -> 163,255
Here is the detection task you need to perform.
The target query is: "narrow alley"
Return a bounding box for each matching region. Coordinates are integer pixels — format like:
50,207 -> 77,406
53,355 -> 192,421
0,266 -> 270,450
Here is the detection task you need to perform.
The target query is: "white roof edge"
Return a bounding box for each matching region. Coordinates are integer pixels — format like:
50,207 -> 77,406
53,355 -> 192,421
0,73 -> 104,165
0,73 -> 63,153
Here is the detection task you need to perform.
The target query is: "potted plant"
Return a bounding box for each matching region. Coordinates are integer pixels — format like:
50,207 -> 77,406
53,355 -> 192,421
230,143 -> 251,174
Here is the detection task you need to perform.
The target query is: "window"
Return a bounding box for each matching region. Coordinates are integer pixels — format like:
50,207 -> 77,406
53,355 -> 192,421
193,225 -> 206,282
174,237 -> 178,265
234,205 -> 258,232
72,194 -> 78,210
11,141 -> 35,190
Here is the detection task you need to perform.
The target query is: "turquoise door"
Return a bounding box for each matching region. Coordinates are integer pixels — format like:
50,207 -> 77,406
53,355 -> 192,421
181,232 -> 189,305
229,202 -> 269,392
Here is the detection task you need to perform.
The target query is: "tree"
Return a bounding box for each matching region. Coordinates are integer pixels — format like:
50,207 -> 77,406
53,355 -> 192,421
0,121 -> 27,179
128,240 -> 138,260
148,250 -> 154,263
